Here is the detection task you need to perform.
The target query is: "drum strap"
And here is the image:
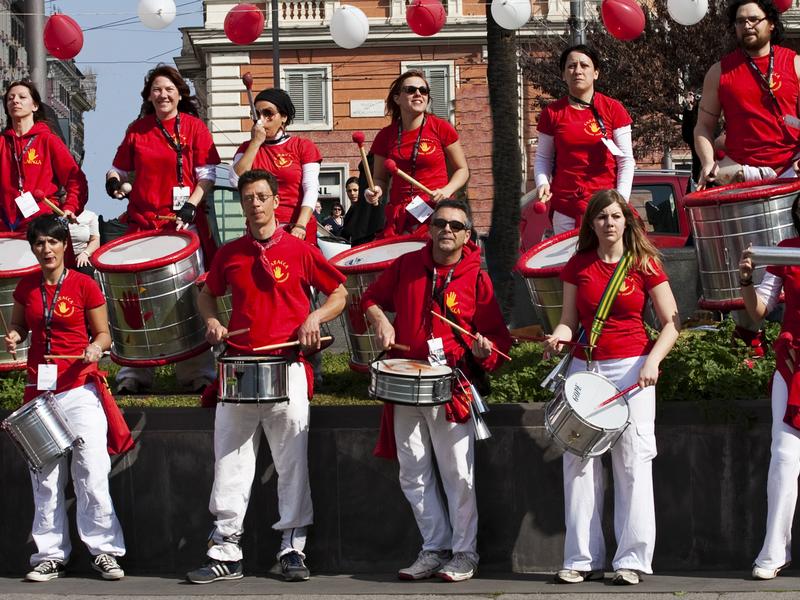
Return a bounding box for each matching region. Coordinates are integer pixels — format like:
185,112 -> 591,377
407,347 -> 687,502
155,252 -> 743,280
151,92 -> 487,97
586,253 -> 633,362
40,269 -> 68,357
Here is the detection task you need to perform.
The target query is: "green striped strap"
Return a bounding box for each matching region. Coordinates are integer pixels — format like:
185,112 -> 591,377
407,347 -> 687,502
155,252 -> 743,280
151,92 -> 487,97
587,252 -> 633,361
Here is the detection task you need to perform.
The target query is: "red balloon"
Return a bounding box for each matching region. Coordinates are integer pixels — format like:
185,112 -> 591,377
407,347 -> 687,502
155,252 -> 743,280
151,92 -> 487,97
43,14 -> 84,60
775,0 -> 792,12
224,4 -> 265,45
601,0 -> 645,41
406,0 -> 446,36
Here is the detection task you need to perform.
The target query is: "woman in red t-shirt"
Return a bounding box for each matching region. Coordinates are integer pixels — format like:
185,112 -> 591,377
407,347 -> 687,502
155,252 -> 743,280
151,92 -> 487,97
1,81 -> 87,231
543,190 -> 679,585
534,45 -> 635,233
4,214 -> 128,582
106,65 -> 221,262
231,88 -> 322,244
366,70 -> 469,237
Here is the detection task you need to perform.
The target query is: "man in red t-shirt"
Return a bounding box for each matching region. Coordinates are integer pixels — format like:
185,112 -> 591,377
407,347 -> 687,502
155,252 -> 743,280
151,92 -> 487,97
695,0 -> 800,187
186,169 -> 346,585
362,199 -> 511,583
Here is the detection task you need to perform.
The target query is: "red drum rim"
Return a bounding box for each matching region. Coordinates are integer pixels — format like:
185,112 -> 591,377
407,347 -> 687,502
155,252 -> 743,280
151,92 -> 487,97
110,342 -> 210,367
0,233 -> 40,278
92,230 -> 201,273
331,234 -> 426,274
698,293 -> 785,311
685,178 -> 800,207
195,272 -> 208,288
348,360 -> 370,374
516,229 -> 580,278
0,360 -> 26,372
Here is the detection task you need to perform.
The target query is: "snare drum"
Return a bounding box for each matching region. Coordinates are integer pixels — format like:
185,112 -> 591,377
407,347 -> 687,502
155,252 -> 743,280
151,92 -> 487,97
331,236 -> 427,372
218,355 -> 289,403
1,392 -> 83,471
369,359 -> 453,406
0,234 -> 39,371
545,371 -> 630,458
686,178 -> 800,310
516,230 -> 579,334
92,230 -> 207,366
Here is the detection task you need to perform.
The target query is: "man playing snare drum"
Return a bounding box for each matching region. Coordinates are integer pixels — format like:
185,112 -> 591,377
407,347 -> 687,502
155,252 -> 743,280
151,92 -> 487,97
187,169 -> 346,584
361,199 -> 511,582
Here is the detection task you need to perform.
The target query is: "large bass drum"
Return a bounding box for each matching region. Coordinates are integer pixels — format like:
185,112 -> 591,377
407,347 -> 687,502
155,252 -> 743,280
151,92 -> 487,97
92,230 -> 207,366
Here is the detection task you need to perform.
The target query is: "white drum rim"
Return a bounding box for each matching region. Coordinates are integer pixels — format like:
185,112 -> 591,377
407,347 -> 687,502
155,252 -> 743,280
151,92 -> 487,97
92,230 -> 200,273
517,229 -> 579,277
563,370 -> 629,428
0,234 -> 40,277
332,234 -> 427,274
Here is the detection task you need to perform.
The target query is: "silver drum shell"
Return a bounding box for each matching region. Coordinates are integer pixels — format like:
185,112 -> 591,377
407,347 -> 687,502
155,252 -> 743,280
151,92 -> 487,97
218,356 -> 289,403
369,362 -> 453,406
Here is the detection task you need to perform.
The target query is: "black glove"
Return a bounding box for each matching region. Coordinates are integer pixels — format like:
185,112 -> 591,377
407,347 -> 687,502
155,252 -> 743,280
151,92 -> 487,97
105,177 -> 122,198
176,203 -> 197,225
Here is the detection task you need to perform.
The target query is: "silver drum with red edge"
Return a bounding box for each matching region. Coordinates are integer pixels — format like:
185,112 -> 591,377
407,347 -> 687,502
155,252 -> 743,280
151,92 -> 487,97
92,230 -> 207,366
0,234 -> 39,371
685,179 -> 800,310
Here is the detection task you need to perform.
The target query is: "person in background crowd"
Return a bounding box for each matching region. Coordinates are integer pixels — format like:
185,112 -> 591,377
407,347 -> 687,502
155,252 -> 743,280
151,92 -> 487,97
534,45 -> 635,234
323,202 -> 345,238
343,157 -> 385,246
69,208 -> 100,278
367,71 -> 469,237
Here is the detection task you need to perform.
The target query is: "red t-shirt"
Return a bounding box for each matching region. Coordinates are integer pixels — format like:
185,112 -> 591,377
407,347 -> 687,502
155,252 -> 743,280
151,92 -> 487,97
14,269 -> 105,400
371,114 -> 458,207
0,122 -> 88,231
560,250 -> 668,361
719,46 -> 800,170
113,112 -> 221,222
768,237 -> 800,337
204,228 -> 345,354
537,94 -> 631,219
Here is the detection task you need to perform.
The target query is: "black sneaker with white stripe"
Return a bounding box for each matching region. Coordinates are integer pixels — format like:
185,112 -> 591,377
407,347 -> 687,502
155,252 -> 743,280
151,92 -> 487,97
186,559 -> 243,584
25,560 -> 66,582
91,554 -> 124,580
280,551 -> 310,582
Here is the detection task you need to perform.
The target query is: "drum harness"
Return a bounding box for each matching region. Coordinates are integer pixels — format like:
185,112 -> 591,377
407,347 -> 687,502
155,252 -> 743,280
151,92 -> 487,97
586,252 -> 633,364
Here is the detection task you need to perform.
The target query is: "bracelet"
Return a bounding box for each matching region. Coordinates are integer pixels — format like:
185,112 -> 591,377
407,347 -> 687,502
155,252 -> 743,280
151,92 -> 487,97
292,223 -> 307,231
740,278 -> 753,287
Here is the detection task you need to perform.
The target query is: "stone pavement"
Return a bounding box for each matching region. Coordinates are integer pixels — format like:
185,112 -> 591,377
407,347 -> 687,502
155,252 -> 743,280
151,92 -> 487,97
1,571 -> 800,599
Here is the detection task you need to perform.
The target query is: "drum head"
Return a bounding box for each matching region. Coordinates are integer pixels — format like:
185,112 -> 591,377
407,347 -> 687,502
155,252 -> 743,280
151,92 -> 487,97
332,236 -> 426,273
374,358 -> 452,377
0,235 -> 39,276
93,230 -> 200,272
563,371 -> 629,429
517,230 -> 578,278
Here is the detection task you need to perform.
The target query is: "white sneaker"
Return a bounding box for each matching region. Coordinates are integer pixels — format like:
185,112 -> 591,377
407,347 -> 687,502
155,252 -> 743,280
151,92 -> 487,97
437,552 -> 478,582
612,568 -> 640,585
398,550 -> 450,580
554,568 -> 603,583
752,563 -> 788,580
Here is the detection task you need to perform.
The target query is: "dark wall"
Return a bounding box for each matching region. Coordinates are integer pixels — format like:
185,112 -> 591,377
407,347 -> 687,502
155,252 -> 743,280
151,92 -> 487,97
0,402 -> 789,576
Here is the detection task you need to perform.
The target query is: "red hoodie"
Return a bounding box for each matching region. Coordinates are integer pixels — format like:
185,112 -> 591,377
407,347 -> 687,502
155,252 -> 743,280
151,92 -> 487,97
0,122 -> 87,231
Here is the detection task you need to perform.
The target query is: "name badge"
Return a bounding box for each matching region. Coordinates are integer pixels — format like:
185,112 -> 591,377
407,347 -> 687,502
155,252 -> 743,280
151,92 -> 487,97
784,115 -> 800,130
406,195 -> 434,223
37,363 -> 58,391
427,337 -> 446,367
15,191 -> 40,218
601,137 -> 624,157
172,186 -> 191,210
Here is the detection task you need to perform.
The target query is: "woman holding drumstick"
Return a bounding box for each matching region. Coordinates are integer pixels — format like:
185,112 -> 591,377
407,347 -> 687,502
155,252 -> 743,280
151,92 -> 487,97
366,70 -> 469,237
543,189 -> 679,585
4,214 -> 131,582
534,45 -> 635,233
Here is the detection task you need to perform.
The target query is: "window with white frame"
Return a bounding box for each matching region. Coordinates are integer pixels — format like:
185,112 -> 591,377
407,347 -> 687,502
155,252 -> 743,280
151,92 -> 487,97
401,62 -> 454,121
282,66 -> 332,130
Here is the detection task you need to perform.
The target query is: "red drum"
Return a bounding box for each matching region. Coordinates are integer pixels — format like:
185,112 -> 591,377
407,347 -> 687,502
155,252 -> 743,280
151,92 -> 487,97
0,234 -> 39,371
92,230 -> 207,366
686,178 -> 800,311
330,235 -> 427,372
516,230 -> 579,334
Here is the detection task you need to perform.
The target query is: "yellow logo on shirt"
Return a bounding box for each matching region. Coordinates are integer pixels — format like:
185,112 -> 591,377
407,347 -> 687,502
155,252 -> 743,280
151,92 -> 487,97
272,259 -> 290,283
273,154 -> 293,169
584,119 -> 603,137
54,296 -> 75,318
445,291 -> 461,315
770,73 -> 782,92
619,277 -> 635,297
419,139 -> 437,155
25,148 -> 42,165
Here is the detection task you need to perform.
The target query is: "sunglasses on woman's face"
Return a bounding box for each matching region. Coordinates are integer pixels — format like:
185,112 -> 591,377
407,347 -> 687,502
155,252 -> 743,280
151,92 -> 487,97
401,85 -> 429,96
258,108 -> 280,119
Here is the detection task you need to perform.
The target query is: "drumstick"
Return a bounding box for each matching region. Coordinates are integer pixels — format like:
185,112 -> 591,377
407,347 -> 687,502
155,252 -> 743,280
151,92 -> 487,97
595,382 -> 642,409
253,335 -> 333,352
157,215 -> 177,221
389,342 -> 411,352
242,72 -> 258,122
44,354 -> 85,360
352,132 -> 376,191
384,159 -> 435,196
223,327 -> 250,339
430,310 -> 512,361
512,334 -> 592,349
32,190 -> 76,223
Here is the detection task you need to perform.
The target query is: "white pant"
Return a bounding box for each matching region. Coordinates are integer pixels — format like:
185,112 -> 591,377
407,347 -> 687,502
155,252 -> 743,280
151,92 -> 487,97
29,384 -> 125,565
394,404 -> 478,561
553,211 -> 576,235
562,355 -> 657,573
755,372 -> 800,570
116,348 -> 216,387
207,362 -> 313,562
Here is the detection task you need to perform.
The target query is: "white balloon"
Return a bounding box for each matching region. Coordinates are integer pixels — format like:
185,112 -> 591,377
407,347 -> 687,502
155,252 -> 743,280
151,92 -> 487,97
138,0 -> 177,30
667,0 -> 708,26
490,0 -> 531,30
330,5 -> 369,49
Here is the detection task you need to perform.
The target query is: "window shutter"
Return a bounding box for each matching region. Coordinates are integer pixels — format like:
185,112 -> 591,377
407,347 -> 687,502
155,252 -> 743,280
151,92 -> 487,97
286,72 -> 306,122
285,69 -> 327,125
305,71 -> 326,122
424,67 -> 449,119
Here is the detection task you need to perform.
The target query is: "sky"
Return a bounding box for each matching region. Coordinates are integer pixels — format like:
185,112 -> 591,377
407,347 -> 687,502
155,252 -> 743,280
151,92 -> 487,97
55,0 -> 205,219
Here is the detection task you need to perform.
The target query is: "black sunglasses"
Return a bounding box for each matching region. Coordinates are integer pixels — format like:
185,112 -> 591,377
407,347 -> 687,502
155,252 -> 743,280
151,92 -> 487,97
401,85 -> 429,96
431,218 -> 468,232
258,108 -> 280,119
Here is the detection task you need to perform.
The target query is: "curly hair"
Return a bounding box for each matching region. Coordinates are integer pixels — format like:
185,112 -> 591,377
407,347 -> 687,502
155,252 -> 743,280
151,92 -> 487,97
726,0 -> 784,43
